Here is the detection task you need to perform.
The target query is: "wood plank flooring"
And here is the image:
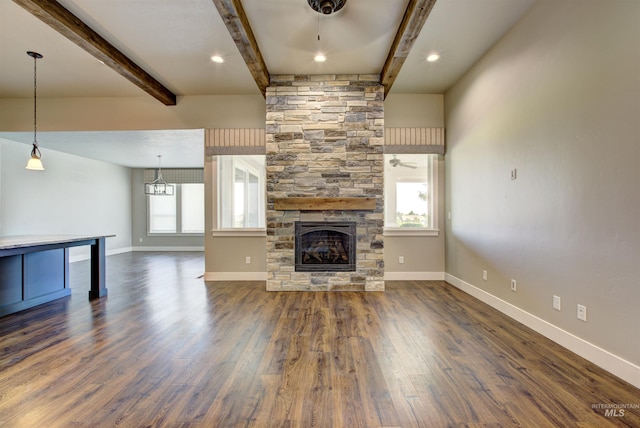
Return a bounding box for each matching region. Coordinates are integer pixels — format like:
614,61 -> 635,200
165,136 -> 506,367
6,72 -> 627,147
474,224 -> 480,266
0,252 -> 638,427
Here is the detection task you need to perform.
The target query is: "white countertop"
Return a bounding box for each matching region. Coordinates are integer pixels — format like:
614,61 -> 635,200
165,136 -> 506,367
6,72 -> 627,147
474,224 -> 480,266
0,235 -> 114,250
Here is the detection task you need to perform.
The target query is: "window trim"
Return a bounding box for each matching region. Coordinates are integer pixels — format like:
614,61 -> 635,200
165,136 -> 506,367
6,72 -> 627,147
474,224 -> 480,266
210,229 -> 267,237
383,153 -> 439,237
147,183 -> 205,236
214,155 -> 266,232
383,228 -> 440,237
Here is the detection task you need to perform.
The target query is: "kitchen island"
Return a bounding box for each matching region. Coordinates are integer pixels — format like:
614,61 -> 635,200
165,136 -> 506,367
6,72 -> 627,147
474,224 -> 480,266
0,235 -> 111,317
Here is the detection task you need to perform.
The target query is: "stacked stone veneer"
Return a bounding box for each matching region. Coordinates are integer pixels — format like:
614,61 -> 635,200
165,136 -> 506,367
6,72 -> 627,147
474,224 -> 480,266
266,75 -> 385,291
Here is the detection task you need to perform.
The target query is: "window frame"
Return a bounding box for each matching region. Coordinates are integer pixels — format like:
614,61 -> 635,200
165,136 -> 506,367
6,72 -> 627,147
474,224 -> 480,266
213,155 -> 266,234
147,183 -> 205,236
383,153 -> 439,237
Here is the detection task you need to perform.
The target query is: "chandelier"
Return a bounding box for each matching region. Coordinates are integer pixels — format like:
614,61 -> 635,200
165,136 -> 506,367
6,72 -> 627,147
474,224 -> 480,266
144,155 -> 174,196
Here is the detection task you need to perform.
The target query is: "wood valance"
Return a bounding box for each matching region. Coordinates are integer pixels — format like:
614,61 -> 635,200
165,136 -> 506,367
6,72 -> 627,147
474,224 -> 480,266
273,197 -> 376,211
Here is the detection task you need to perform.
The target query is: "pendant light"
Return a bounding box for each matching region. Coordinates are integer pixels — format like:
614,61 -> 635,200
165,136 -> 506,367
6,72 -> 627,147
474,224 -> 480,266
144,155 -> 175,196
25,51 -> 44,171
314,15 -> 326,62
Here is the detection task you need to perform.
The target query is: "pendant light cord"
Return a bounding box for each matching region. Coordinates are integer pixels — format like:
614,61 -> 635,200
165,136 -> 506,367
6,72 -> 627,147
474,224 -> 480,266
26,51 -> 43,159
33,53 -> 38,147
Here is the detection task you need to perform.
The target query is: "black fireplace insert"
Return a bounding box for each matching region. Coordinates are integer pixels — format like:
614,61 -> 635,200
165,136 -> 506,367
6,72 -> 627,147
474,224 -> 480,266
295,221 -> 356,272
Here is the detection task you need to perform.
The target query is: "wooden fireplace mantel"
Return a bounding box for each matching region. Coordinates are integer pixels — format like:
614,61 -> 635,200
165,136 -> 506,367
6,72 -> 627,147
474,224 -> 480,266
273,197 -> 376,211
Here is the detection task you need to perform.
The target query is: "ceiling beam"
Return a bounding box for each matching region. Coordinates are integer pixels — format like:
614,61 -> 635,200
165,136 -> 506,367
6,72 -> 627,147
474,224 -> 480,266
381,0 -> 437,98
12,0 -> 177,106
211,0 -> 270,97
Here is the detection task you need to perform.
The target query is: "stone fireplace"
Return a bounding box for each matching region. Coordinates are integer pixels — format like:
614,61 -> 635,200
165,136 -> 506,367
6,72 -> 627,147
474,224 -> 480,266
265,74 -> 384,291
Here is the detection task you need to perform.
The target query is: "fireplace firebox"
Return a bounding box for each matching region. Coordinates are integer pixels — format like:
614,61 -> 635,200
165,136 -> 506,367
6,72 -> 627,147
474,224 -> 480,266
295,222 -> 356,272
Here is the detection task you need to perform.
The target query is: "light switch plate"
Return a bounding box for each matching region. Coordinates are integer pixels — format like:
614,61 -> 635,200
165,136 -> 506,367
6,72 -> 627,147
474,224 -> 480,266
577,304 -> 587,321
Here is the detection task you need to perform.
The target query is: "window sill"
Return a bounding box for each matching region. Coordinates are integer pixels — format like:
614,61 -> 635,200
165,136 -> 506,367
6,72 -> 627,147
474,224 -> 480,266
147,233 -> 204,237
384,228 -> 440,237
211,228 -> 267,237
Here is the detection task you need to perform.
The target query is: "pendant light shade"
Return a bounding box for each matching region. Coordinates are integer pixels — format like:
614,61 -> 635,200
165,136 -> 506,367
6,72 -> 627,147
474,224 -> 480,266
144,155 -> 175,196
25,51 -> 45,171
26,146 -> 44,170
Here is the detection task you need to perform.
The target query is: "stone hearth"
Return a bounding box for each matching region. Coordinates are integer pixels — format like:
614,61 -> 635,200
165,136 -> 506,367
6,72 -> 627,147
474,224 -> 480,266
265,75 -> 384,291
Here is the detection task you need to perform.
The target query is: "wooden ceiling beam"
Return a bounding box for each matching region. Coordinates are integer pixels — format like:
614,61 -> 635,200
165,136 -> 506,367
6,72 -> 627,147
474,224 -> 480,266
12,0 -> 177,106
211,0 -> 270,97
381,0 -> 437,99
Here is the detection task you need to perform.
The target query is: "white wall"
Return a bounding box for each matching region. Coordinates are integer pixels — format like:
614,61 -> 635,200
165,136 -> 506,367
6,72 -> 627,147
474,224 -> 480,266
0,139 -> 132,258
445,0 -> 640,386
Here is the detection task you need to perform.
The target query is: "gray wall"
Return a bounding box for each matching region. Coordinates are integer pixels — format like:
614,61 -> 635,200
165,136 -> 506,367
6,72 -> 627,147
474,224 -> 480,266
384,94 -> 445,277
0,138 -> 132,259
445,0 -> 639,368
205,157 -> 267,278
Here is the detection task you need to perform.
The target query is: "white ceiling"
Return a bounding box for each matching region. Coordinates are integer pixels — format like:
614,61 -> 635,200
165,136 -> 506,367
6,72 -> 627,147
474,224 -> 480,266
0,0 -> 536,168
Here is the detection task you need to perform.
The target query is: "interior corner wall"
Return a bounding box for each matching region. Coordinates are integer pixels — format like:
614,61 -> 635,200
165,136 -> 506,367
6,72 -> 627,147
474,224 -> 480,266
444,0 -> 640,380
0,139 -> 132,259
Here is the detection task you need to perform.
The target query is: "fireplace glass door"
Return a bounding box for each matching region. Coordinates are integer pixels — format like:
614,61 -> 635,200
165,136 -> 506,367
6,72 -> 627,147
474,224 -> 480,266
295,222 -> 356,272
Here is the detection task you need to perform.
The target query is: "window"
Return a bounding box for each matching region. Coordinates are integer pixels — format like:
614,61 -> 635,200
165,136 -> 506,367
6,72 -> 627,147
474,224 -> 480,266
384,154 -> 438,233
218,155 -> 265,229
148,183 -> 205,234
149,191 -> 177,233
181,184 -> 205,233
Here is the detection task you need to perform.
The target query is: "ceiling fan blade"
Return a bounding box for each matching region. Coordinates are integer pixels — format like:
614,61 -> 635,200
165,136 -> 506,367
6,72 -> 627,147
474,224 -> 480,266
399,163 -> 417,169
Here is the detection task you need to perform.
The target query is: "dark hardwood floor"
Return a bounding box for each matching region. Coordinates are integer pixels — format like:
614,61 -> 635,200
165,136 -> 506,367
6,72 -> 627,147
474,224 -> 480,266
1,252 -> 638,427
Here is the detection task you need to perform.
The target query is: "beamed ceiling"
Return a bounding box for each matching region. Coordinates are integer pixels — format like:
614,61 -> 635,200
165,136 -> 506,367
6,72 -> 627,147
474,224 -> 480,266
0,0 -> 536,166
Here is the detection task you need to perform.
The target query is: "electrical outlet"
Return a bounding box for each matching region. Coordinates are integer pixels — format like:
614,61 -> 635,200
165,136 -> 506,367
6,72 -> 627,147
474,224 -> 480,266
482,270 -> 488,281
245,256 -> 251,264
553,295 -> 561,311
139,238 -> 143,243
511,168 -> 517,180
577,304 -> 587,322
510,279 -> 517,292
399,256 -> 404,264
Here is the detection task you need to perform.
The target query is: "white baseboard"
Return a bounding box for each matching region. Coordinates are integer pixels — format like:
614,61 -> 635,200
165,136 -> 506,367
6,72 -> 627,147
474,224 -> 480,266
206,272 -> 446,282
385,271 -> 445,281
204,272 -> 268,281
445,273 -> 640,389
132,246 -> 204,252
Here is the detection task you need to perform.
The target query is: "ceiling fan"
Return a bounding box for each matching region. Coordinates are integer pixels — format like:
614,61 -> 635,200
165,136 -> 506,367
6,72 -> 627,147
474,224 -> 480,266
308,0 -> 347,15
389,155 -> 417,169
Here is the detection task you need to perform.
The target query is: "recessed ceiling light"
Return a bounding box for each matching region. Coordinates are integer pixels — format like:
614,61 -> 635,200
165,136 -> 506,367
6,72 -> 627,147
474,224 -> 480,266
211,55 -> 224,63
314,53 -> 326,62
427,53 -> 440,62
